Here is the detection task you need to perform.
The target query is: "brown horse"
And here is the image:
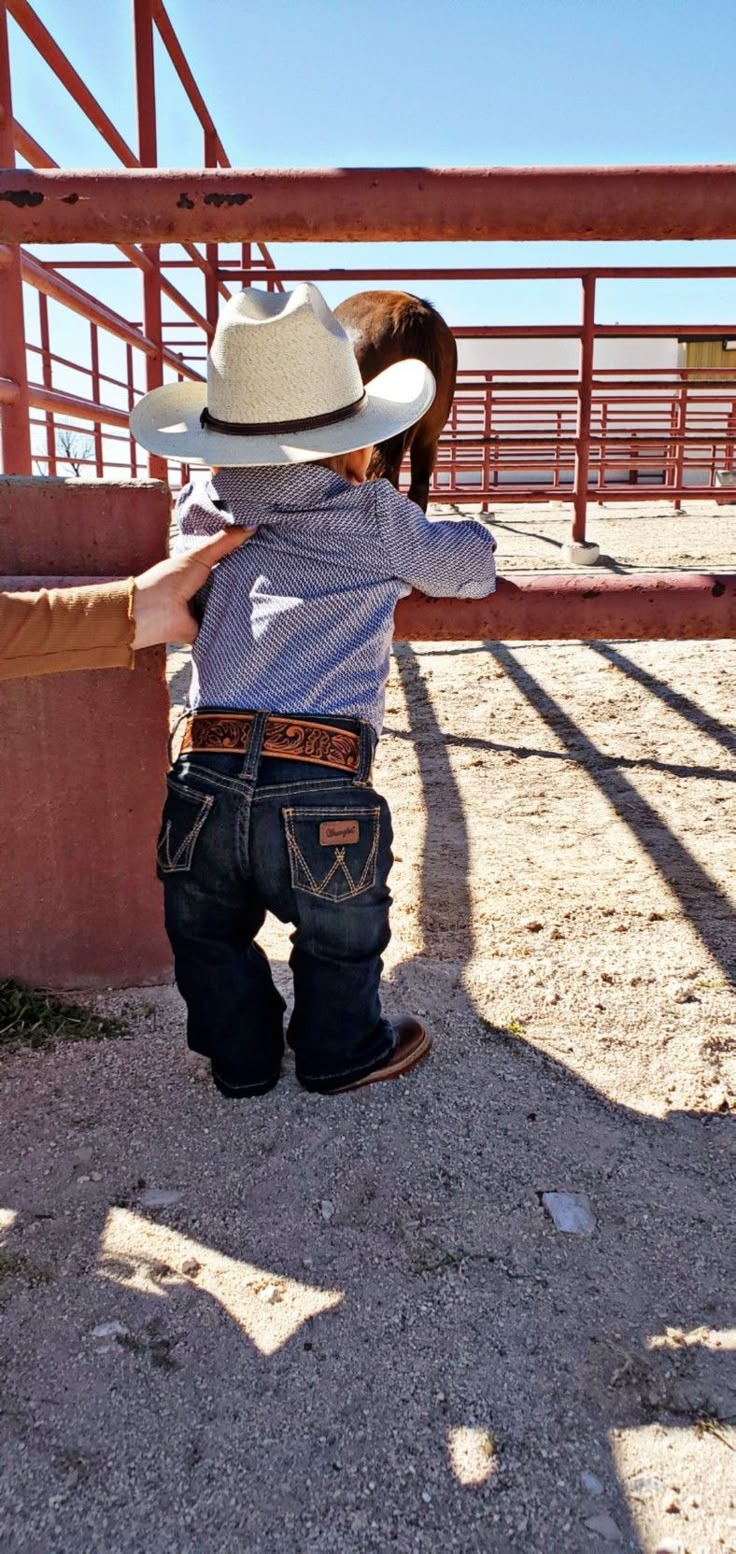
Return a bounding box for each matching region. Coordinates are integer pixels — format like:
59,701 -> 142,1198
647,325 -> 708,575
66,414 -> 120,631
334,290 -> 457,512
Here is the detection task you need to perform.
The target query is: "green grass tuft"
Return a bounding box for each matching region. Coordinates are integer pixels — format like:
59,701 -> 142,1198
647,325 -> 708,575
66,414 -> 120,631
0,979 -> 127,1052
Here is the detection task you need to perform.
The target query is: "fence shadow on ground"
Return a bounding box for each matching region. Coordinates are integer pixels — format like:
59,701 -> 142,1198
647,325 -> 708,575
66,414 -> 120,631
485,641 -> 736,989
0,645 -> 734,1554
388,641 -> 735,1552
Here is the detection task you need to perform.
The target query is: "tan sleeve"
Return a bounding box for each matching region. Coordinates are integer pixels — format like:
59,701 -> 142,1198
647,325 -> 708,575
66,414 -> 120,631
0,579 -> 136,681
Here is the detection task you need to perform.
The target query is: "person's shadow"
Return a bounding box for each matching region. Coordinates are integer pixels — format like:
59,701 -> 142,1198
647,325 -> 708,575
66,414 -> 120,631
0,642 -> 734,1554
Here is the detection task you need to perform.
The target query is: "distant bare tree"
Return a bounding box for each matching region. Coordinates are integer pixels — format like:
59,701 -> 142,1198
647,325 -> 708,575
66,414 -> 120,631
56,429 -> 94,475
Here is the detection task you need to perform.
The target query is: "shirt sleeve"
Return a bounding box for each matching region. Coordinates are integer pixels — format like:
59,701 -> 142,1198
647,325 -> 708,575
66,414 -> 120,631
375,480 -> 497,598
0,579 -> 135,681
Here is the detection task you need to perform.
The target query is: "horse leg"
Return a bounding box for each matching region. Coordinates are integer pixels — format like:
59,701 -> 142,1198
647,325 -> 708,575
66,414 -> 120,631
408,432 -> 436,513
371,431 -> 408,491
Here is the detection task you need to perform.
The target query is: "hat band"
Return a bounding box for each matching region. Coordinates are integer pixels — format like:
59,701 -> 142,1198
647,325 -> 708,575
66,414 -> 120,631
199,391 -> 367,438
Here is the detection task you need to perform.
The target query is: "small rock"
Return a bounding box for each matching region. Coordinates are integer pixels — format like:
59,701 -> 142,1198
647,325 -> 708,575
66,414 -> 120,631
258,1283 -> 281,1305
522,919 -> 544,933
91,1320 -> 129,1340
542,1191 -> 596,1234
76,1175 -> 90,1185
139,1188 -> 181,1209
90,1172 -> 102,1182
661,1490 -> 680,1514
421,1489 -> 432,1504
668,980 -> 693,1005
583,1512 -> 622,1543
320,1200 -> 336,1221
628,1473 -> 663,1499
181,1259 -> 200,1278
580,1470 -> 604,1496
544,988 -> 560,1005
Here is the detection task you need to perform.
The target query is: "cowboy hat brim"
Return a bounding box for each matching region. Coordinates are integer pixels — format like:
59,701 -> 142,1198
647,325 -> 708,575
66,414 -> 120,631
130,358 -> 436,467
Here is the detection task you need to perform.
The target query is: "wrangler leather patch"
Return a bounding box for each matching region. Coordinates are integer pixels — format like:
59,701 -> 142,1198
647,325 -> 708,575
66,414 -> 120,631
320,820 -> 359,846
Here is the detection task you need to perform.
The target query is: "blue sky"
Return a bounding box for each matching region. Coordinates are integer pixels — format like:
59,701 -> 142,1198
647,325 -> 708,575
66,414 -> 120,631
8,0 -> 736,453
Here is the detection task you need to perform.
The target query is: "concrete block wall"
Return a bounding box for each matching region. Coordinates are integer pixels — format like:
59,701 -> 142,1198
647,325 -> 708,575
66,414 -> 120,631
0,478 -> 173,989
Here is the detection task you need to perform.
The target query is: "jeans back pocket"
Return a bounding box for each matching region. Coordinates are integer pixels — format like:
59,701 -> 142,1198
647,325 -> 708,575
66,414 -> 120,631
157,779 -> 215,876
283,806 -> 381,902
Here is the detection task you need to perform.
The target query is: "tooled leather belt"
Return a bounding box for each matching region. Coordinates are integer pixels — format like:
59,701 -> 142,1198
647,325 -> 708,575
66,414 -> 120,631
179,712 -> 361,775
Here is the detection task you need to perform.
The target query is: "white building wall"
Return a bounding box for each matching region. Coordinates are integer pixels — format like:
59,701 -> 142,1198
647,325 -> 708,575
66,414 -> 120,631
456,336 -> 684,374
444,338 -> 729,490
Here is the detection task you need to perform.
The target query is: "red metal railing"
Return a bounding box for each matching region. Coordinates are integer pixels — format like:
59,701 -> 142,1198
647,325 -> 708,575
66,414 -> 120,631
1,0 -> 736,547
0,0 -> 280,482
431,361 -> 736,509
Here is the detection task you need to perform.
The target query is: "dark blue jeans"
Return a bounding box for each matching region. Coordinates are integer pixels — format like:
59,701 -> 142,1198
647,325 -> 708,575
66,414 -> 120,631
157,711 -> 396,1096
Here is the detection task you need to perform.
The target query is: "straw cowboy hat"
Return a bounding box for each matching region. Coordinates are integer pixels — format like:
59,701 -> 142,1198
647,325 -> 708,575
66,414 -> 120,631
130,282 -> 436,466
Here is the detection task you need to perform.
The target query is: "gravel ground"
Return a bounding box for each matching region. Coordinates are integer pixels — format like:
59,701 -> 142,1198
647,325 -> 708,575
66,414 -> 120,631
1,500 -> 735,1554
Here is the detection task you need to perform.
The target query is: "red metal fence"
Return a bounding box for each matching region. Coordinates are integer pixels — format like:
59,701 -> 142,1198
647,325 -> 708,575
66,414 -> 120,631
1,0 -> 736,551
0,0 -> 280,482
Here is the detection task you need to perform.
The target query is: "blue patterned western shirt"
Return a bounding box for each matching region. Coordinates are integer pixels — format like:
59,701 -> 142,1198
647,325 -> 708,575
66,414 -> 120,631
175,463 -> 497,734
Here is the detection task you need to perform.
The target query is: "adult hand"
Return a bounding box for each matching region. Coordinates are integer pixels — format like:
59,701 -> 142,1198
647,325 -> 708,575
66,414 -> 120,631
131,528 -> 252,650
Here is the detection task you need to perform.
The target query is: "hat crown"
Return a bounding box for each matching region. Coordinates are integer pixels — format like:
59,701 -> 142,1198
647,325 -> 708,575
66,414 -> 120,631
206,283 -> 365,427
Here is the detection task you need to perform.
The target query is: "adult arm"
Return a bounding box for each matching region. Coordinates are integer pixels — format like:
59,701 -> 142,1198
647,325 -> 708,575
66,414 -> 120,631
0,528 -> 249,682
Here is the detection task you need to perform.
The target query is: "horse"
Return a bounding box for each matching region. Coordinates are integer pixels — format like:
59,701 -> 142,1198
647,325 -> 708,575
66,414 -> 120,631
334,291 -> 457,513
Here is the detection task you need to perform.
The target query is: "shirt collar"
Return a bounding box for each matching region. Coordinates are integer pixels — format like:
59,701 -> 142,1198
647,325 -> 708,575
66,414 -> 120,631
211,462 -> 345,514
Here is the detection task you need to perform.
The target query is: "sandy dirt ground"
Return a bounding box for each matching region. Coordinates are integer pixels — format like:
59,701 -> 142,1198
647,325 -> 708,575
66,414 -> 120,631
1,500 -> 735,1554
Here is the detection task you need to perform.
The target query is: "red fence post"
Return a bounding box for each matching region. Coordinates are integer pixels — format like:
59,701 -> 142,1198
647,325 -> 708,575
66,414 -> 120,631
726,401 -> 736,471
481,374 -> 492,512
38,290 -> 56,475
571,274 -> 596,547
596,401 -> 608,500
90,322 -> 104,476
126,342 -> 138,477
133,0 -> 166,483
0,0 -> 31,474
672,383 -> 687,511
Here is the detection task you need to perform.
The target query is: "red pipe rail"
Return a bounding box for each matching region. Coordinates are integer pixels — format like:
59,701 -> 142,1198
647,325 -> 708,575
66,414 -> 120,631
394,572 -> 736,641
3,165 -> 736,245
3,571 -> 734,643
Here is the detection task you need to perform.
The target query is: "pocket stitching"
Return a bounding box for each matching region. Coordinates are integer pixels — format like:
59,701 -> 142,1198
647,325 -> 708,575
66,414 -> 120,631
283,807 -> 381,901
158,785 -> 214,875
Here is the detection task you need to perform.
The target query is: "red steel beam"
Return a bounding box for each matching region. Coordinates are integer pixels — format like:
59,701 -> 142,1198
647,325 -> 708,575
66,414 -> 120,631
133,0 -> 165,483
43,260 -> 735,281
0,0 -> 31,473
150,0 -> 225,156
8,6 -> 220,298
452,325 -> 736,338
3,166 -> 736,245
7,0 -> 140,166
14,120 -> 213,337
21,252 -> 160,355
394,573 -> 736,641
219,263 -> 736,284
28,383 -> 129,429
